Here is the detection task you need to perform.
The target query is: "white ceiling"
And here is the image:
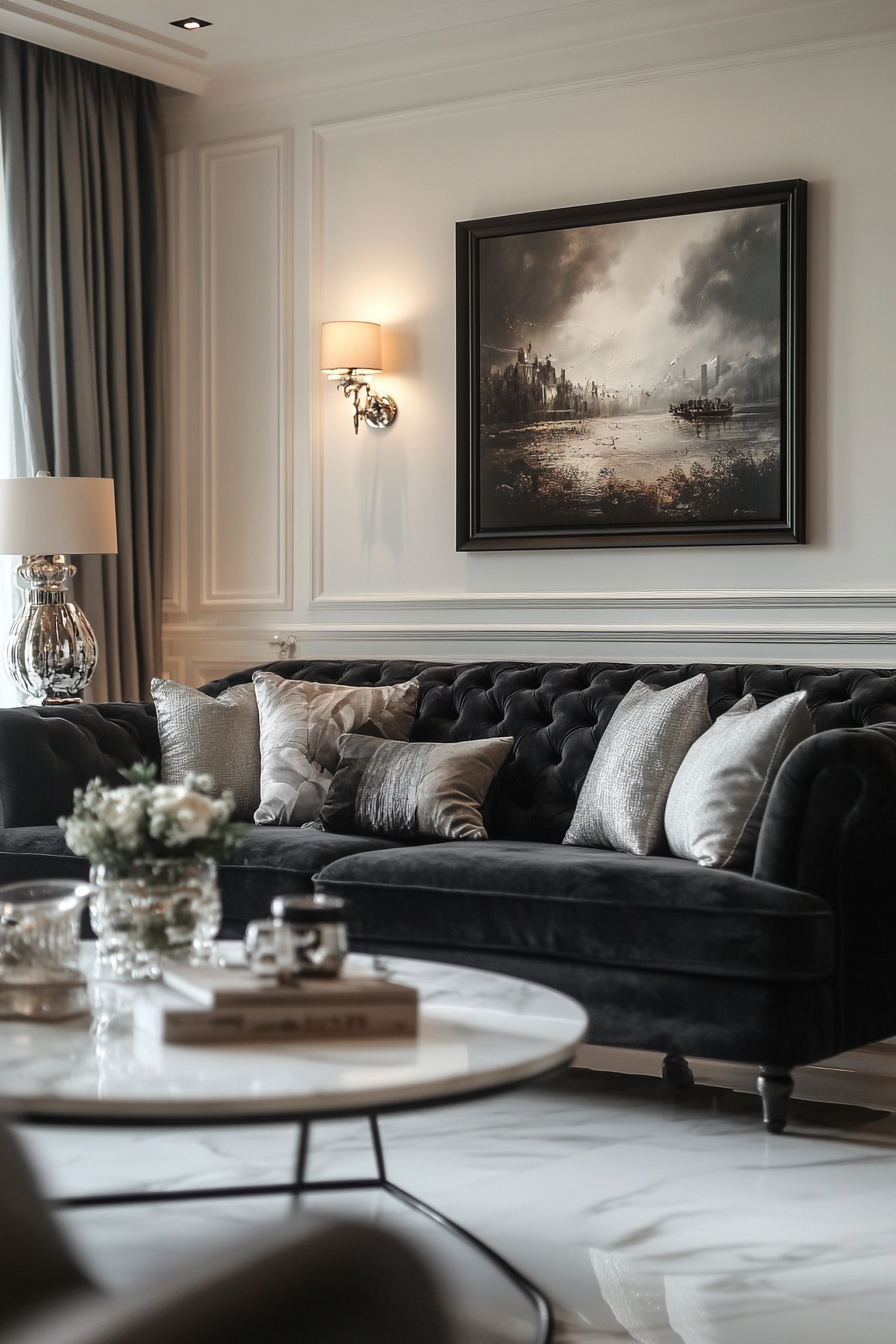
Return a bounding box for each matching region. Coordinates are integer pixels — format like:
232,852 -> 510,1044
0,0 -> 893,99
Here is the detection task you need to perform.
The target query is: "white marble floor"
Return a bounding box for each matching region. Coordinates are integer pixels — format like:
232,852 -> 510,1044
14,1068 -> 896,1344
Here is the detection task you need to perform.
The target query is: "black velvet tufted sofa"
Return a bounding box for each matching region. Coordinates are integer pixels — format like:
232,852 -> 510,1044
2,657 -> 896,1133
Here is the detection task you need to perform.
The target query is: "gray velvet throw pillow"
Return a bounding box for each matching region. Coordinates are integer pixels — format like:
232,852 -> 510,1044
664,690 -> 814,869
253,673 -> 419,826
151,678 -> 260,822
562,674 -> 711,856
319,734 -> 514,841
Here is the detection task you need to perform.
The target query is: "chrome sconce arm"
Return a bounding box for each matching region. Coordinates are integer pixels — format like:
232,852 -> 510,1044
334,372 -> 398,434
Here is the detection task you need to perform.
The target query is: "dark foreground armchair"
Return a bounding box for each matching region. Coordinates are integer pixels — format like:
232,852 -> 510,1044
0,1125 -> 449,1344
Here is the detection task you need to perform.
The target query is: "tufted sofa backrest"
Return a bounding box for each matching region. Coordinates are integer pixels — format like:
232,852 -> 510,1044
202,660 -> 896,845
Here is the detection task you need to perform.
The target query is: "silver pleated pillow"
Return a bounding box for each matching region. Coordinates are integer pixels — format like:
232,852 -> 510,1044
664,690 -> 814,869
563,674 -> 711,856
151,678 -> 261,822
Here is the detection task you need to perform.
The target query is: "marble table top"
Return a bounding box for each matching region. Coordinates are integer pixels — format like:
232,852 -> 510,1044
0,945 -> 587,1123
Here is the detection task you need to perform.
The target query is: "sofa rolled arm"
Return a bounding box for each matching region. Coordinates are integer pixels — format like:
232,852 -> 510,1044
0,703 -> 160,829
754,724 -> 896,1047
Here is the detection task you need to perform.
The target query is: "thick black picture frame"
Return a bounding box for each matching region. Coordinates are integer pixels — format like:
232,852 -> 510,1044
456,179 -> 807,551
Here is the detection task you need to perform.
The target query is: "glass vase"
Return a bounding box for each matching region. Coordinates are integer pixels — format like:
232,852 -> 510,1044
89,858 -> 221,980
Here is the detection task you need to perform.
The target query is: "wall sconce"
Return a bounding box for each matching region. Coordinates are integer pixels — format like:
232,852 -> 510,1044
321,321 -> 398,434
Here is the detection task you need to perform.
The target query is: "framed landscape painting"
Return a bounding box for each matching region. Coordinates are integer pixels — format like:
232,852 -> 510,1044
456,180 -> 806,550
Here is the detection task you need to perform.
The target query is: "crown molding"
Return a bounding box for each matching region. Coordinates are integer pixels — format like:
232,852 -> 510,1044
170,0 -> 896,118
0,0 -> 207,92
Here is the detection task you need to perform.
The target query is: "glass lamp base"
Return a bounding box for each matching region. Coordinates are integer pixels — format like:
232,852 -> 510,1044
6,555 -> 98,705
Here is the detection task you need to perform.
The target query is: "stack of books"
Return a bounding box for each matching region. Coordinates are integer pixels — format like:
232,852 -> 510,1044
133,962 -> 418,1044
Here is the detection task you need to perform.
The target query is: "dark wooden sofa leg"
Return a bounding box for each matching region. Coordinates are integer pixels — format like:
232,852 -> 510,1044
758,1068 -> 794,1133
662,1052 -> 695,1088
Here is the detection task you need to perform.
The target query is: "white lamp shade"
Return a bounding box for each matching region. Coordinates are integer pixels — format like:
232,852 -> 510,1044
0,476 -> 118,555
321,321 -> 382,373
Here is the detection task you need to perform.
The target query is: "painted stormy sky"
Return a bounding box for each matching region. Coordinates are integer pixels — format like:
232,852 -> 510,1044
479,204 -> 781,393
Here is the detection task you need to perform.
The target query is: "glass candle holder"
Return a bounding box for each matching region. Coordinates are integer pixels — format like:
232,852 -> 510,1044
0,879 -> 92,1019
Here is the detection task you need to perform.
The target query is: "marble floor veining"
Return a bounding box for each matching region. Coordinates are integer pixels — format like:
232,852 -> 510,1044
14,1068 -> 896,1343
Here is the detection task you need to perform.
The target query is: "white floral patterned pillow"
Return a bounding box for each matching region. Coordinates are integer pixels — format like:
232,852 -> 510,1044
253,672 -> 420,826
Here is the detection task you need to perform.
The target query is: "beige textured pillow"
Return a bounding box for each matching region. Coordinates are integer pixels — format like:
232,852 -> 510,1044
318,734 -> 514,841
664,690 -> 814,869
562,674 -> 711,856
253,673 -> 420,826
151,679 -> 260,822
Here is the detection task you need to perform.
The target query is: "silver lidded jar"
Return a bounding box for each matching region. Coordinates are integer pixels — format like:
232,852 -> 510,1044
270,895 -> 349,978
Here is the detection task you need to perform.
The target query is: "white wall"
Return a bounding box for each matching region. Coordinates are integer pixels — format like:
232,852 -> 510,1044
161,33 -> 896,686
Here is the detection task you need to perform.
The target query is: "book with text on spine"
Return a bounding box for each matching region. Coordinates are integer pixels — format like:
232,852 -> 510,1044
134,981 -> 418,1044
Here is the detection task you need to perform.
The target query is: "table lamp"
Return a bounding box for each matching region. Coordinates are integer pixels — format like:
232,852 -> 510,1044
0,473 -> 118,704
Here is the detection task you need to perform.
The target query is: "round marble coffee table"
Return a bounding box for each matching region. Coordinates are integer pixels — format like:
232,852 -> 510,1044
0,946 -> 587,1344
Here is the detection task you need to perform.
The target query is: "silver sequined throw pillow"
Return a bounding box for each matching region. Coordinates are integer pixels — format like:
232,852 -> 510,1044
563,674 -> 711,856
151,678 -> 261,822
253,673 -> 420,826
664,690 -> 813,869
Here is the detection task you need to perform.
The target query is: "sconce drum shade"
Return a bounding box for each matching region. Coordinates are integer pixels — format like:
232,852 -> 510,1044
0,477 -> 118,555
321,321 -> 382,373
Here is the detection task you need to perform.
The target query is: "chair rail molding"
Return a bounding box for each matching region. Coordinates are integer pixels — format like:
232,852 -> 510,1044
162,621 -> 896,691
163,622 -> 896,645
199,130 -> 294,614
308,588 -> 896,612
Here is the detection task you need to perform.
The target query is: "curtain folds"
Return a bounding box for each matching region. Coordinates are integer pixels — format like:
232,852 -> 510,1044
0,35 -> 164,702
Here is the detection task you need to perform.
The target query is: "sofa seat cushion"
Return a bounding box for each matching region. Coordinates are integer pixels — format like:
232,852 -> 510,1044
0,825 -> 407,934
314,840 -> 834,982
0,825 -> 90,885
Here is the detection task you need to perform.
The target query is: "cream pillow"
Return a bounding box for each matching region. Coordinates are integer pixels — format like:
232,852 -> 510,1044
563,674 -> 711,856
253,672 -> 420,826
151,679 -> 260,822
664,690 -> 814,869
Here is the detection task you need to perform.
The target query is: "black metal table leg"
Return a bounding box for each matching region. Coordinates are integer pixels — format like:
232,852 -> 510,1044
52,1112 -> 553,1344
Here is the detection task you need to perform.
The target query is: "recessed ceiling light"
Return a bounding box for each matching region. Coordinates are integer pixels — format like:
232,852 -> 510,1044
170,17 -> 211,30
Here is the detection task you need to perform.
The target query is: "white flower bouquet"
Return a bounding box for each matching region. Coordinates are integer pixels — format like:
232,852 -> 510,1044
60,762 -> 246,868
60,764 -> 246,978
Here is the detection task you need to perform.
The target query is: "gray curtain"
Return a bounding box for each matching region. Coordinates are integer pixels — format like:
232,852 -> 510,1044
0,36 -> 163,702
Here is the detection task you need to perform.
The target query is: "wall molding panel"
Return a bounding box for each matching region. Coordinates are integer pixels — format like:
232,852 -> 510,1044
160,654 -> 187,685
199,131 -> 293,614
161,35 -> 896,686
163,149 -> 189,618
